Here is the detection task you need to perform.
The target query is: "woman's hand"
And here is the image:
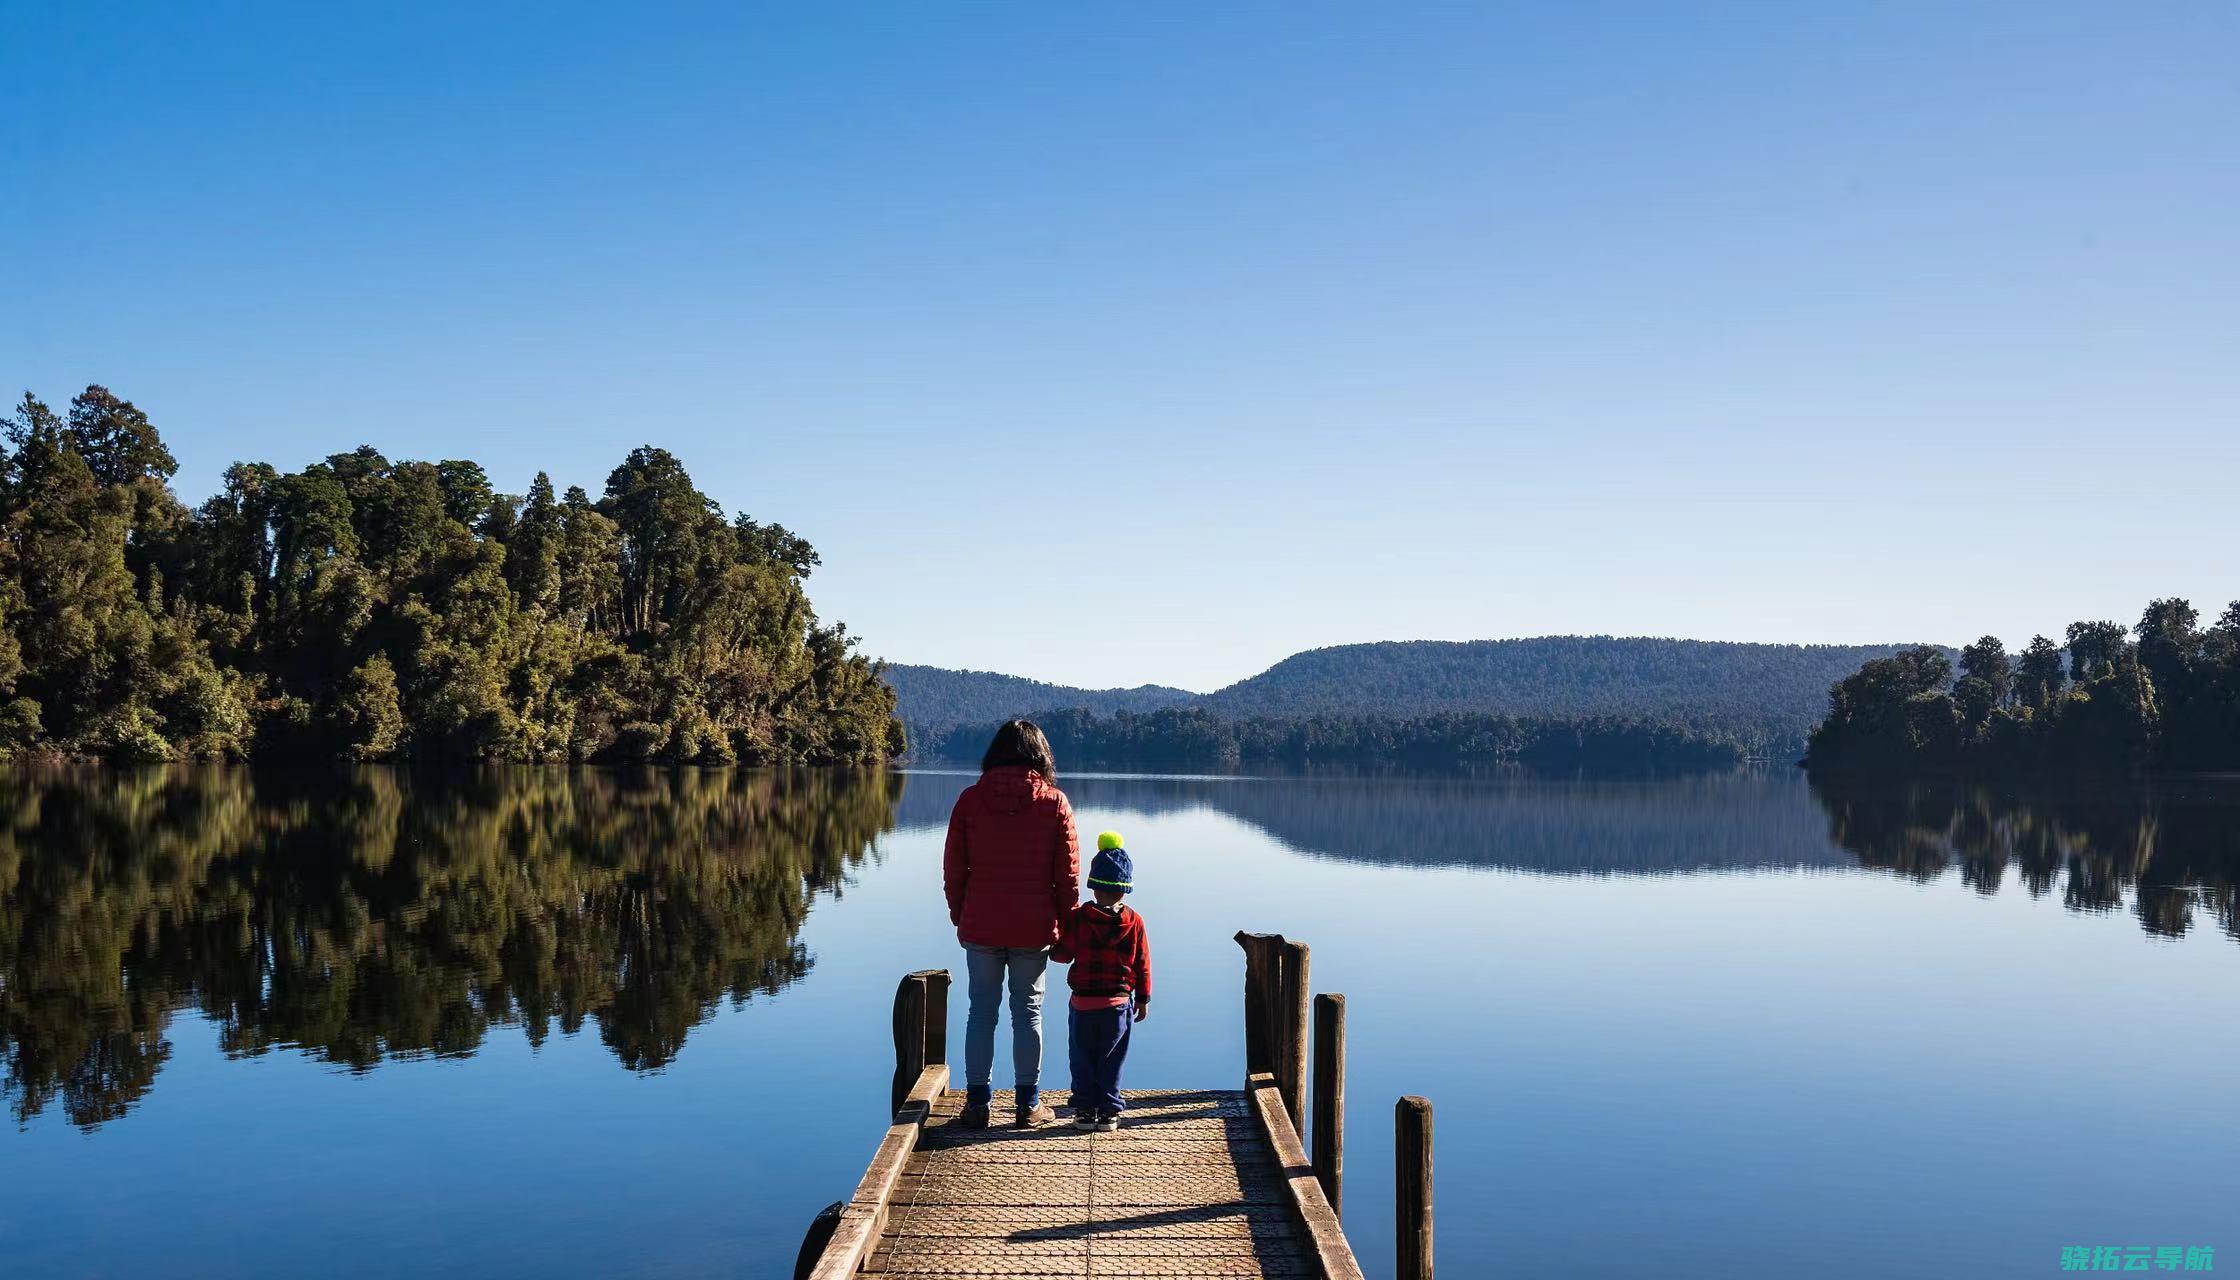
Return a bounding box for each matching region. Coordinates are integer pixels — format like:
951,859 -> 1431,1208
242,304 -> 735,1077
1132,999 -> 1149,1023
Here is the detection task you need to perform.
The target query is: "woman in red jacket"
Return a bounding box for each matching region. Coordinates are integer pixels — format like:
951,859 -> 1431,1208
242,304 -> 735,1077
943,720 -> 1080,1128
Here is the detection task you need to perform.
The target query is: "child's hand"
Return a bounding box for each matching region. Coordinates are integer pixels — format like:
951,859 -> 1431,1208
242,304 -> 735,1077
1133,999 -> 1149,1022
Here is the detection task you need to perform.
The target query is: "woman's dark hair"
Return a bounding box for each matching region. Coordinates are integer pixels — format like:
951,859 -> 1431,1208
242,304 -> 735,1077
981,719 -> 1057,780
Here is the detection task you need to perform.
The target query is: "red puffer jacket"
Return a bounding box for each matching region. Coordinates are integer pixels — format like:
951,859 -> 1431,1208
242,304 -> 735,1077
944,766 -> 1081,948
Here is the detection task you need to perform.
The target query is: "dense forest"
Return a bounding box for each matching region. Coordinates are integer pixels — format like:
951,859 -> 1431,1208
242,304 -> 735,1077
882,664 -> 1192,748
898,637 -> 1933,769
916,705 -> 1748,772
0,386 -> 902,764
1804,599 -> 2240,776
0,766 -> 901,1129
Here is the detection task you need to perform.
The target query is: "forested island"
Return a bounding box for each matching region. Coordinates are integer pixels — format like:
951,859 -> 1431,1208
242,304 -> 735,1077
1805,599 -> 2240,776
0,387 -> 902,764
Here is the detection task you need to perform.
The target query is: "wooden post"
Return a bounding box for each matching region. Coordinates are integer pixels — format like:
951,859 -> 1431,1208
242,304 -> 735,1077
1277,940 -> 1310,1129
1312,993 -> 1346,1217
890,974 -> 928,1118
1237,933 -> 1311,1127
1235,932 -> 1281,1079
1396,1096 -> 1433,1280
914,969 -> 950,1068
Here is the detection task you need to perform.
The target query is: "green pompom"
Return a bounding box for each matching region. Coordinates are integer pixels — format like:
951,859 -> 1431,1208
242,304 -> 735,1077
1096,829 -> 1125,852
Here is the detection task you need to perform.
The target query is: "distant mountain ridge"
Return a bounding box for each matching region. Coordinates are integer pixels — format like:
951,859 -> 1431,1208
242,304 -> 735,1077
887,636 -> 1942,760
881,664 -> 1195,746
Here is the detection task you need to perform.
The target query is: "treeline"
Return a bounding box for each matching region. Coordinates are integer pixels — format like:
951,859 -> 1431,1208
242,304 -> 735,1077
1805,598 -> 2240,776
919,706 -> 1748,772
0,766 -> 901,1129
0,386 -> 903,764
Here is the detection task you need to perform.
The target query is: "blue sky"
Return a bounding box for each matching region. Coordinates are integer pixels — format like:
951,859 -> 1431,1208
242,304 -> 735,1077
5,2 -> 2234,692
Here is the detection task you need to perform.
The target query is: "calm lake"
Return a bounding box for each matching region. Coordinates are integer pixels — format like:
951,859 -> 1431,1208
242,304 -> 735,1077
2,765 -> 2233,1278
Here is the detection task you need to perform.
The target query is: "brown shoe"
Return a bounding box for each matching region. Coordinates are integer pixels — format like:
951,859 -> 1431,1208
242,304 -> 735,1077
1015,1103 -> 1058,1129
959,1103 -> 991,1130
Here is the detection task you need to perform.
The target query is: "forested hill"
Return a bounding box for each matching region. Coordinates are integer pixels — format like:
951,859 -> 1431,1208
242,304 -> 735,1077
895,637 -> 1939,762
0,385 -> 902,764
883,664 -> 1194,743
1200,639 -> 1929,734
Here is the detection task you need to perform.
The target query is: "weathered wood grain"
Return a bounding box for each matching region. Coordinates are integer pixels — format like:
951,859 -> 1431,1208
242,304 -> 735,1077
1395,1096 -> 1433,1280
893,975 -> 929,1119
840,1089 -> 1363,1278
1310,994 -> 1344,1219
1246,1074 -> 1367,1280
807,1063 -> 948,1280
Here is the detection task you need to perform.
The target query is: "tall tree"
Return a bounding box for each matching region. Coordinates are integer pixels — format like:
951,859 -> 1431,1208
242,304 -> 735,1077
2064,620 -> 2130,683
2135,598 -> 2200,696
507,472 -> 563,611
556,486 -> 620,633
1958,636 -> 2012,710
63,386 -> 176,488
600,447 -> 717,638
2014,635 -> 2065,710
436,459 -> 495,530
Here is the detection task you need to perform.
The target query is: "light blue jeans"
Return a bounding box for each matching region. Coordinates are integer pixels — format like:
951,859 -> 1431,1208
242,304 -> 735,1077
962,943 -> 1049,1110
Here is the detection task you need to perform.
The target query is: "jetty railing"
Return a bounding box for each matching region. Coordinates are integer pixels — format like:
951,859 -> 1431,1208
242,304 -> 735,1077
799,971 -> 954,1280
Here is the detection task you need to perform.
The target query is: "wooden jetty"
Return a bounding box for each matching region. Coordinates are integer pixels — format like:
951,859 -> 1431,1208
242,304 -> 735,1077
799,933 -> 1433,1280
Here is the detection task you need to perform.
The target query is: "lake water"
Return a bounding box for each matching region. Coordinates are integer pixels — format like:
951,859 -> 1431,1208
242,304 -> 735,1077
2,765 -> 2233,1278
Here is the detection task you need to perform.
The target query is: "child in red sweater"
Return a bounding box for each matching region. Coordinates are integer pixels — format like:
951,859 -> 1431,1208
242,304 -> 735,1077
1051,832 -> 1150,1131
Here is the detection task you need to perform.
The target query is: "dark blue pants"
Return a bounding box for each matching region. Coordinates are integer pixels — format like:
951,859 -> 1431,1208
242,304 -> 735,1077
1067,1004 -> 1132,1116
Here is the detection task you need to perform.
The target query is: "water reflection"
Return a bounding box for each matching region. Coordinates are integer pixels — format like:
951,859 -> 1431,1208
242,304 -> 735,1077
10,767 -> 2235,1134
0,766 -> 901,1130
903,770 -> 2240,936
901,770 -> 1858,872
1812,779 -> 2240,942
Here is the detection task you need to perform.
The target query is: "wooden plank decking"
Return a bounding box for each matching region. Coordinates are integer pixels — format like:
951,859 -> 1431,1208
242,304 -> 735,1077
867,1089 -> 1306,1278
803,936 -> 1401,1280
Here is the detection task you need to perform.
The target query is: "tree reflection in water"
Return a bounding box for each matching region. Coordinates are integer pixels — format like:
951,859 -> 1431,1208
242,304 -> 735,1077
1810,780 -> 2240,942
0,766 -> 901,1130
909,770 -> 2240,941
11,766 -> 2234,1133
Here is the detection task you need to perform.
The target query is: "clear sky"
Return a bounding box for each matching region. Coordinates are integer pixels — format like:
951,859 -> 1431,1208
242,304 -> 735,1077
5,2 -> 2234,692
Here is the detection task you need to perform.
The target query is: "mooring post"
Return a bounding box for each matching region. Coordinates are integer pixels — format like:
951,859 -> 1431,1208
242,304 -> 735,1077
1396,1096 -> 1434,1280
890,973 -> 928,1117
1235,932 -> 1311,1128
914,968 -> 950,1069
1277,940 -> 1310,1129
1235,932 -> 1280,1080
1312,993 -> 1346,1216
